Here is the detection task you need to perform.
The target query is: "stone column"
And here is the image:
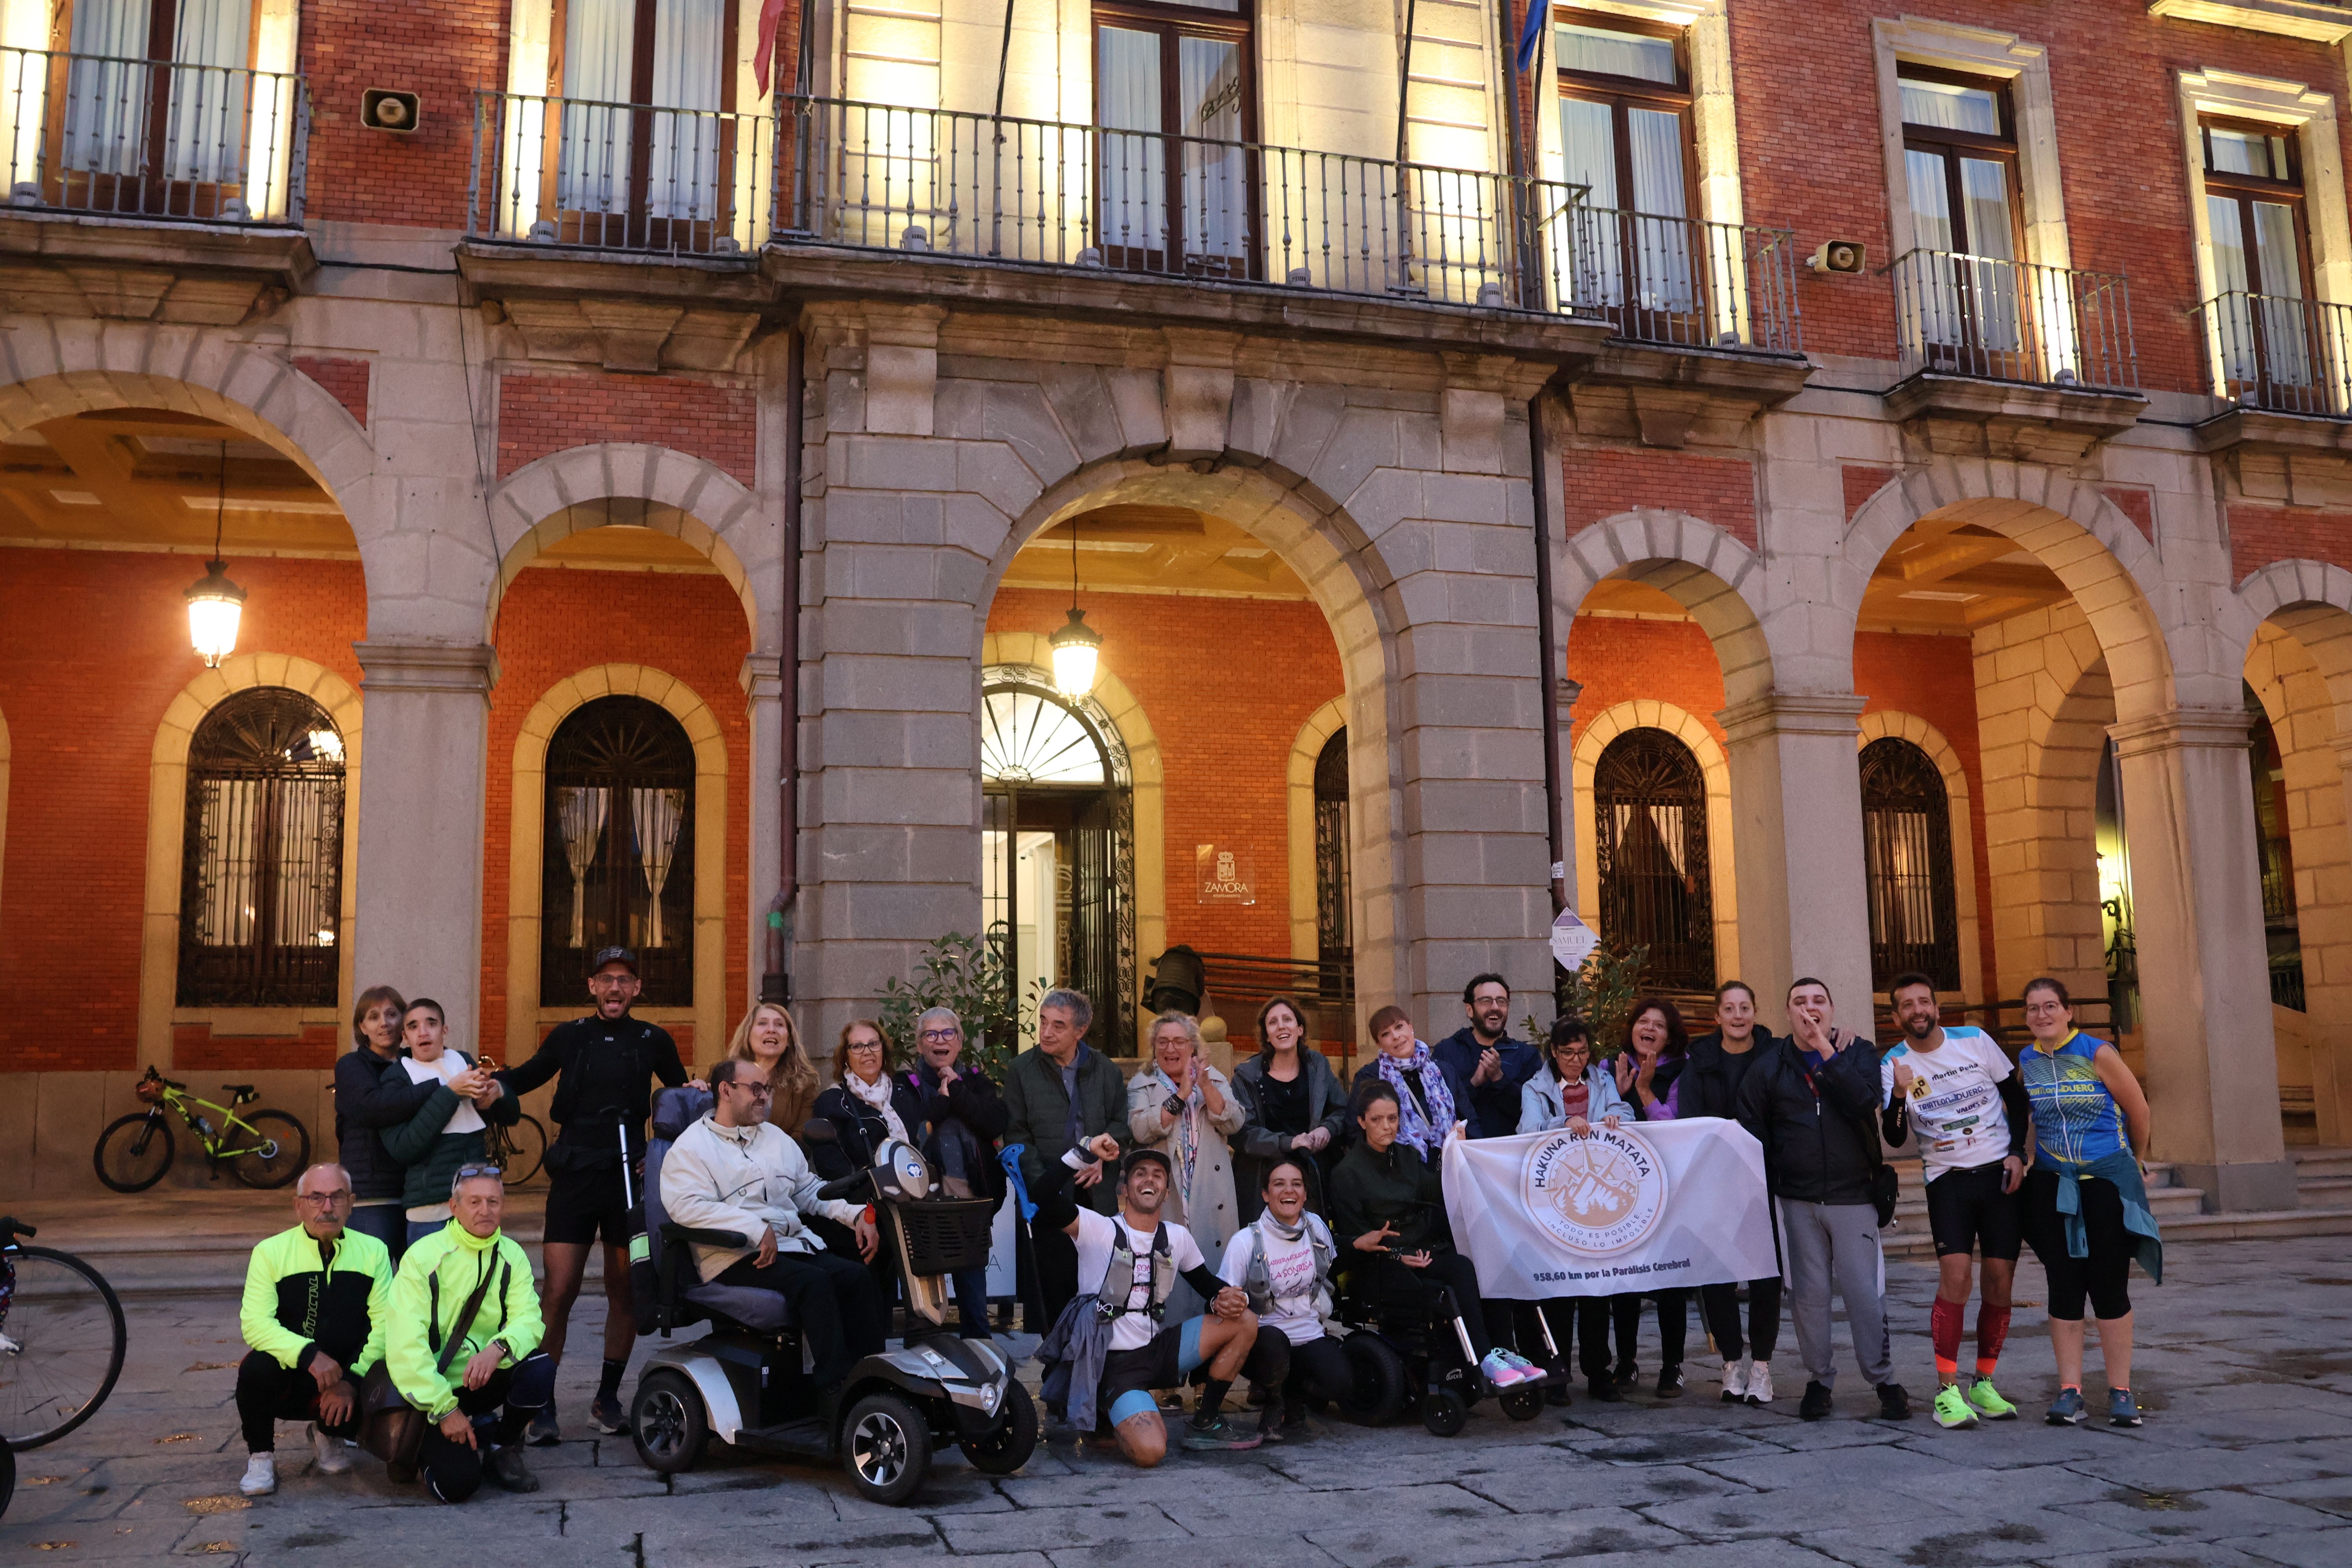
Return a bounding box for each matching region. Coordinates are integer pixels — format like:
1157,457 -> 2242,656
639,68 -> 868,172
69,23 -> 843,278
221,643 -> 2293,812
1553,677 -> 1583,916
742,653 -> 785,1006
1717,692 -> 1873,1026
2110,706 -> 2296,1212
351,643 -> 497,1042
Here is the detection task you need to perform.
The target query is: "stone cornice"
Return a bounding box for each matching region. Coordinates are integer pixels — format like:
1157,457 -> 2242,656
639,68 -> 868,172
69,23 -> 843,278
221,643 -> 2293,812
353,641 -> 499,697
1716,691 -> 1870,744
2108,706 -> 2259,760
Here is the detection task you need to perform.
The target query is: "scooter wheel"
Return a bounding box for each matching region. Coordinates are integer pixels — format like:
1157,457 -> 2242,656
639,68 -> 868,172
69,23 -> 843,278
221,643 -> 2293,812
844,1390 -> 932,1505
632,1370 -> 710,1475
1421,1387 -> 1468,1437
958,1379 -> 1038,1476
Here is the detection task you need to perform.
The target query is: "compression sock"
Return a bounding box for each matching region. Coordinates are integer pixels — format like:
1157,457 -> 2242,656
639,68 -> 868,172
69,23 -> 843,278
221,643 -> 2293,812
1930,1297 -> 1965,1383
598,1359 -> 626,1403
1973,1305 -> 2011,1379
1192,1377 -> 1232,1427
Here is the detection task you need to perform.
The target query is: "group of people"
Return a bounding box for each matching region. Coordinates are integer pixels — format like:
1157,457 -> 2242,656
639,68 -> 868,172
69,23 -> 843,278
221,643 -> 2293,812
236,945 -> 2165,1498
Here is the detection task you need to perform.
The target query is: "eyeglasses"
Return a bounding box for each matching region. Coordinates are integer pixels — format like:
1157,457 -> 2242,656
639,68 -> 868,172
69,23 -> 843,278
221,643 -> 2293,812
730,1081 -> 774,1100
296,1189 -> 350,1205
920,1029 -> 960,1042
454,1164 -> 504,1182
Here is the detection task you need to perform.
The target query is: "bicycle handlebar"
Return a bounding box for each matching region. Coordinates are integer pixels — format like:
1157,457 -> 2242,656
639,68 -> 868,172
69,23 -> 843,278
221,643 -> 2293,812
0,1215 -> 31,1241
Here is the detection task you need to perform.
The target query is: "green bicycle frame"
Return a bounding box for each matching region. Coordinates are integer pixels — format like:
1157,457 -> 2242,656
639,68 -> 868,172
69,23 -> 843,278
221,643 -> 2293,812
148,1083 -> 275,1160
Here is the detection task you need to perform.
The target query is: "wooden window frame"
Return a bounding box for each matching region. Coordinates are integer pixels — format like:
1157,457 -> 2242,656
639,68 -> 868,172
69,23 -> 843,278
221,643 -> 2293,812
2201,113 -> 2315,303
1091,0 -> 1259,279
44,0 -> 269,220
1553,8 -> 1705,337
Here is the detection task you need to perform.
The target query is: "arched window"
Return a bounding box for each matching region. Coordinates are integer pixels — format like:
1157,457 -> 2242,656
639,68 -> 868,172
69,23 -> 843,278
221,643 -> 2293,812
178,687 -> 346,1007
1859,737 -> 1960,992
542,696 -> 696,1007
981,671 -> 1134,1053
1593,728 -> 1713,991
1314,727 -> 1350,977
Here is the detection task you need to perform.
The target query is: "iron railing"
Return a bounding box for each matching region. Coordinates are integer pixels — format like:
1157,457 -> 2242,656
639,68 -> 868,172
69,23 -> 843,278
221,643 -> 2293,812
0,46 -> 306,223
1892,247 -> 2139,390
1569,206 -> 1804,352
466,89 -> 774,257
2203,290 -> 2352,417
778,94 -> 1585,309
1187,951 -> 1358,1059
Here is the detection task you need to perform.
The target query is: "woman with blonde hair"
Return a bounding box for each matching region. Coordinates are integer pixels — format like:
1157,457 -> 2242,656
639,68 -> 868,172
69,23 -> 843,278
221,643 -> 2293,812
1128,1010 -> 1247,1318
719,1000 -> 822,1139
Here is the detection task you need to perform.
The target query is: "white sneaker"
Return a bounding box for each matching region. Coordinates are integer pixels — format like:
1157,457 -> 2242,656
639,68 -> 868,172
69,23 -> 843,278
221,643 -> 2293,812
1480,1348 -> 1531,1388
310,1424 -> 353,1475
239,1454 -> 277,1496
1745,1361 -> 1775,1406
1720,1357 -> 1751,1403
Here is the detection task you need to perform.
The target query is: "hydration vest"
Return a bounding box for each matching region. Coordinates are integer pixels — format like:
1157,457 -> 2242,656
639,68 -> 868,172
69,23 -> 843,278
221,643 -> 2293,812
1240,1216 -> 1335,1325
1094,1221 -> 1177,1325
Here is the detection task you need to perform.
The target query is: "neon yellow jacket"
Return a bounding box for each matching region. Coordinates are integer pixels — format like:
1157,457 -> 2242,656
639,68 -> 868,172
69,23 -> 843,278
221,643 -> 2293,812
385,1221 -> 544,1421
240,1224 -> 392,1377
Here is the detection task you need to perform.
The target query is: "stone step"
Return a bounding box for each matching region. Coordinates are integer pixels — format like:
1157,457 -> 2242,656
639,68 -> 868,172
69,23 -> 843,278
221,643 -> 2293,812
2290,1146 -> 2352,1179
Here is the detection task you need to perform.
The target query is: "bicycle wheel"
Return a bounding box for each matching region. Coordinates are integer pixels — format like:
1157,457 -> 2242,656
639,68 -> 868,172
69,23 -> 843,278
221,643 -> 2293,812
500,1114 -> 548,1186
91,1113 -> 175,1193
228,1111 -> 309,1189
1,1246 -> 129,1450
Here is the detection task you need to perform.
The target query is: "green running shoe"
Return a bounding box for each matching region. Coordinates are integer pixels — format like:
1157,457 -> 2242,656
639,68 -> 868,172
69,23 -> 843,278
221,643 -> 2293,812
1966,1377 -> 2018,1420
1932,1385 -> 1979,1430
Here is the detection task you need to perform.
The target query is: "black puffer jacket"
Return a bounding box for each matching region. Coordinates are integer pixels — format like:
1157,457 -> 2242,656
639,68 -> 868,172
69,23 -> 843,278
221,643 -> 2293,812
1673,1028 -> 1782,1122
1733,1033 -> 1885,1206
332,1045 -> 440,1203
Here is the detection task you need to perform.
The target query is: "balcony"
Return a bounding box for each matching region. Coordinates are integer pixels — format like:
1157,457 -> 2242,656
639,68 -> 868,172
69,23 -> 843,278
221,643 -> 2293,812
2192,291 -> 2352,468
0,46 -> 313,322
1886,247 -> 2147,462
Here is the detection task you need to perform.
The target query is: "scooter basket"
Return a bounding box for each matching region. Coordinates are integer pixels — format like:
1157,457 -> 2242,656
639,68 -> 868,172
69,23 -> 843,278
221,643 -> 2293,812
892,1197 -> 999,1275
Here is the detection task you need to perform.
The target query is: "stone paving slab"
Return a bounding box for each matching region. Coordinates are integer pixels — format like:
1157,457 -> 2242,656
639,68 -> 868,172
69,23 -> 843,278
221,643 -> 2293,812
6,1234 -> 2350,1568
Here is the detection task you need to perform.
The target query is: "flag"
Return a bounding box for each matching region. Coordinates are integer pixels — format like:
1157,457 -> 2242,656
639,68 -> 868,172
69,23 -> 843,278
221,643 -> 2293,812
1515,0 -> 1548,76
753,0 -> 791,97
1442,1118 -> 1779,1299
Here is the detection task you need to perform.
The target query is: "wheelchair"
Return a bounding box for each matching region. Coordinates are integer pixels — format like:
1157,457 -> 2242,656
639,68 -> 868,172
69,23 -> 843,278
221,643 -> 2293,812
1326,1250 -> 1554,1436
626,1087 -> 1037,1503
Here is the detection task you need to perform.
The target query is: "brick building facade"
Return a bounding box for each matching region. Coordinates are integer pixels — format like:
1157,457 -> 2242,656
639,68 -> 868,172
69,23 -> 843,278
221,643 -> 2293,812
0,0 -> 2343,1209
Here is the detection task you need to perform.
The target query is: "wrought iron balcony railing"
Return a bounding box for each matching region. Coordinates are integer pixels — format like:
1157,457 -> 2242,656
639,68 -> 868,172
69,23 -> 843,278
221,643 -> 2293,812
1567,205 -> 1803,352
1892,247 -> 2139,391
0,45 -> 306,224
2203,290 -> 2352,418
466,88 -> 775,257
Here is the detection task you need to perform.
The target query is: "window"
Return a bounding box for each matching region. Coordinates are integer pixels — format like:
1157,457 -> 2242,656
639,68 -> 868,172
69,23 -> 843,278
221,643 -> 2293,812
2247,697 -> 2303,1012
1094,0 -> 1254,277
541,695 -> 696,1007
46,0 -> 295,220
1592,727 -> 1713,992
178,687 -> 345,1007
1555,10 -> 1700,332
1899,66 -> 2027,373
1858,737 -> 1959,993
546,0 -> 737,247
981,674 -> 1134,1054
2203,117 -> 2319,404
1313,727 -> 1350,979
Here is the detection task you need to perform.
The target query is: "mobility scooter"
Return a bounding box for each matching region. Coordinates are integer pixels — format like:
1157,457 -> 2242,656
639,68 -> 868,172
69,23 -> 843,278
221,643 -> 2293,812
628,1087 -> 1037,1502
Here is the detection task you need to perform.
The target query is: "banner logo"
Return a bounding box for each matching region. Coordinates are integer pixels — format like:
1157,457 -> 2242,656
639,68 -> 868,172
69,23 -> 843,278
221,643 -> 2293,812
1522,1127 -> 1668,1255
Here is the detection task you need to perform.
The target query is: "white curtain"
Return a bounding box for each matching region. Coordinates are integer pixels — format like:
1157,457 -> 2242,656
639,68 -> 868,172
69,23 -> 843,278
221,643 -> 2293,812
2253,200 -> 2312,387
63,0 -> 150,176
195,777 -> 260,946
1097,27 -> 1164,259
1626,106 -> 1691,312
163,0 -> 250,185
632,788 -> 686,949
1560,97 -> 1618,308
1178,35 -> 1244,263
269,778 -> 337,948
559,786 -> 609,949
559,0 -> 635,214
649,0 -> 723,220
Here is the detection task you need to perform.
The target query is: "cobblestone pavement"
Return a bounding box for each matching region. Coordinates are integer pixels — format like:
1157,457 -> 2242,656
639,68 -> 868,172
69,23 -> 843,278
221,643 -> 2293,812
5,1235 -> 2349,1568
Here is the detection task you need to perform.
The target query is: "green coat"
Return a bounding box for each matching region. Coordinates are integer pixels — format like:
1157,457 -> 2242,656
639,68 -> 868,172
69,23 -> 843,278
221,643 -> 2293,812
240,1224 -> 392,1378
386,1222 -> 543,1421
1002,1044 -> 1132,1216
380,1051 -> 523,1212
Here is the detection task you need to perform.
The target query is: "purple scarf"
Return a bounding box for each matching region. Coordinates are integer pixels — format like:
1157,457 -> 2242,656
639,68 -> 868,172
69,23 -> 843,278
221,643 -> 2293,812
1377,1041 -> 1456,1158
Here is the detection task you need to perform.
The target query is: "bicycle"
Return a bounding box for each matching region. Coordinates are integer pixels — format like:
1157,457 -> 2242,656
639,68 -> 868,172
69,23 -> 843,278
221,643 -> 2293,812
91,1068 -> 310,1193
482,1109 -> 547,1186
1,1217 -> 128,1451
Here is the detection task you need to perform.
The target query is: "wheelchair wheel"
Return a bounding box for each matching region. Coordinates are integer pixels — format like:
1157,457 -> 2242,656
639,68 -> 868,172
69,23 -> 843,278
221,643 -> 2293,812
1422,1386 -> 1468,1437
1499,1382 -> 1545,1422
957,1379 -> 1037,1476
1335,1331 -> 1408,1426
844,1390 -> 931,1506
631,1370 -> 709,1475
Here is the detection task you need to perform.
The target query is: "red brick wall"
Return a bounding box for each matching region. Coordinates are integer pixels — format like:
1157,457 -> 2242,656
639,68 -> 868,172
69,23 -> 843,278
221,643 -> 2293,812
300,0 -> 508,230
1566,614 -> 1995,998
496,372 -> 758,486
984,588 -> 1345,997
481,568 -> 755,1056
1845,466 -> 1897,523
1562,448 -> 1756,548
2102,486 -> 2156,544
1723,0 -> 2352,391
2229,504 -> 2352,584
0,550 -> 367,1072
294,357 -> 371,429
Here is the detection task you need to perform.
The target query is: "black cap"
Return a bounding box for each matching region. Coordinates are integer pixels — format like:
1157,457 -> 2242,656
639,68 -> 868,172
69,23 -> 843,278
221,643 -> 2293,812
1122,1147 -> 1172,1179
588,946 -> 639,976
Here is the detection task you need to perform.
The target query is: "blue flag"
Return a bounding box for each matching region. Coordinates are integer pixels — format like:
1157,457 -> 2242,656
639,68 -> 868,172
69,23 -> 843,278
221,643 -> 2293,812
1515,0 -> 1547,74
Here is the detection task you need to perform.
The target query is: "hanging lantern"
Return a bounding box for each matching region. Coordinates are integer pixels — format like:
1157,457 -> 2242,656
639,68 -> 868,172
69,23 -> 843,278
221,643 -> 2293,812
1049,606 -> 1102,698
185,557 -> 245,668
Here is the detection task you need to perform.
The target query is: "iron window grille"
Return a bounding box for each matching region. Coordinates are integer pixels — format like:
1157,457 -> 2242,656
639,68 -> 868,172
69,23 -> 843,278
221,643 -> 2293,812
1858,737 -> 1960,993
541,695 -> 697,1008
1592,727 -> 1714,993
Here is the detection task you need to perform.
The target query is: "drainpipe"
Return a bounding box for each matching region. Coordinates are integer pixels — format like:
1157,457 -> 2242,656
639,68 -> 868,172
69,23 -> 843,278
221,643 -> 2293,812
1527,378 -> 1567,920
762,325 -> 805,1005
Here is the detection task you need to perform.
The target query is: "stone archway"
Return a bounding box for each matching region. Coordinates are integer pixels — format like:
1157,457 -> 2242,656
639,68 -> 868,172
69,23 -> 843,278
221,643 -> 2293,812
1557,510 -> 1773,707
1286,698 -> 1347,966
1573,700 -> 1740,986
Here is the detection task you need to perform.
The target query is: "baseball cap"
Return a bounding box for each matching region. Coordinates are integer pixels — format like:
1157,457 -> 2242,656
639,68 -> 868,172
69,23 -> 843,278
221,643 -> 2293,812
588,946 -> 640,976
1122,1147 -> 1173,1179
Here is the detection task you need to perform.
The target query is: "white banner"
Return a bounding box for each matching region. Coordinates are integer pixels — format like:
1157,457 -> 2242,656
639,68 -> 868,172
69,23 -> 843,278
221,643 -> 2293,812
1441,1118 -> 1778,1298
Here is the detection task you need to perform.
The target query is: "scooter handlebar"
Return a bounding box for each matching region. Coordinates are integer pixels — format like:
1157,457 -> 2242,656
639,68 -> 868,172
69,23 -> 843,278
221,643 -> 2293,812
815,1169 -> 875,1204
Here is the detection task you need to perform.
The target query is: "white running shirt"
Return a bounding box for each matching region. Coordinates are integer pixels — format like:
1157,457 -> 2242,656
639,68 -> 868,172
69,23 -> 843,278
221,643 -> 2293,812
1074,1207 -> 1206,1352
1219,1215 -> 1334,1345
1880,1025 -> 2014,1181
